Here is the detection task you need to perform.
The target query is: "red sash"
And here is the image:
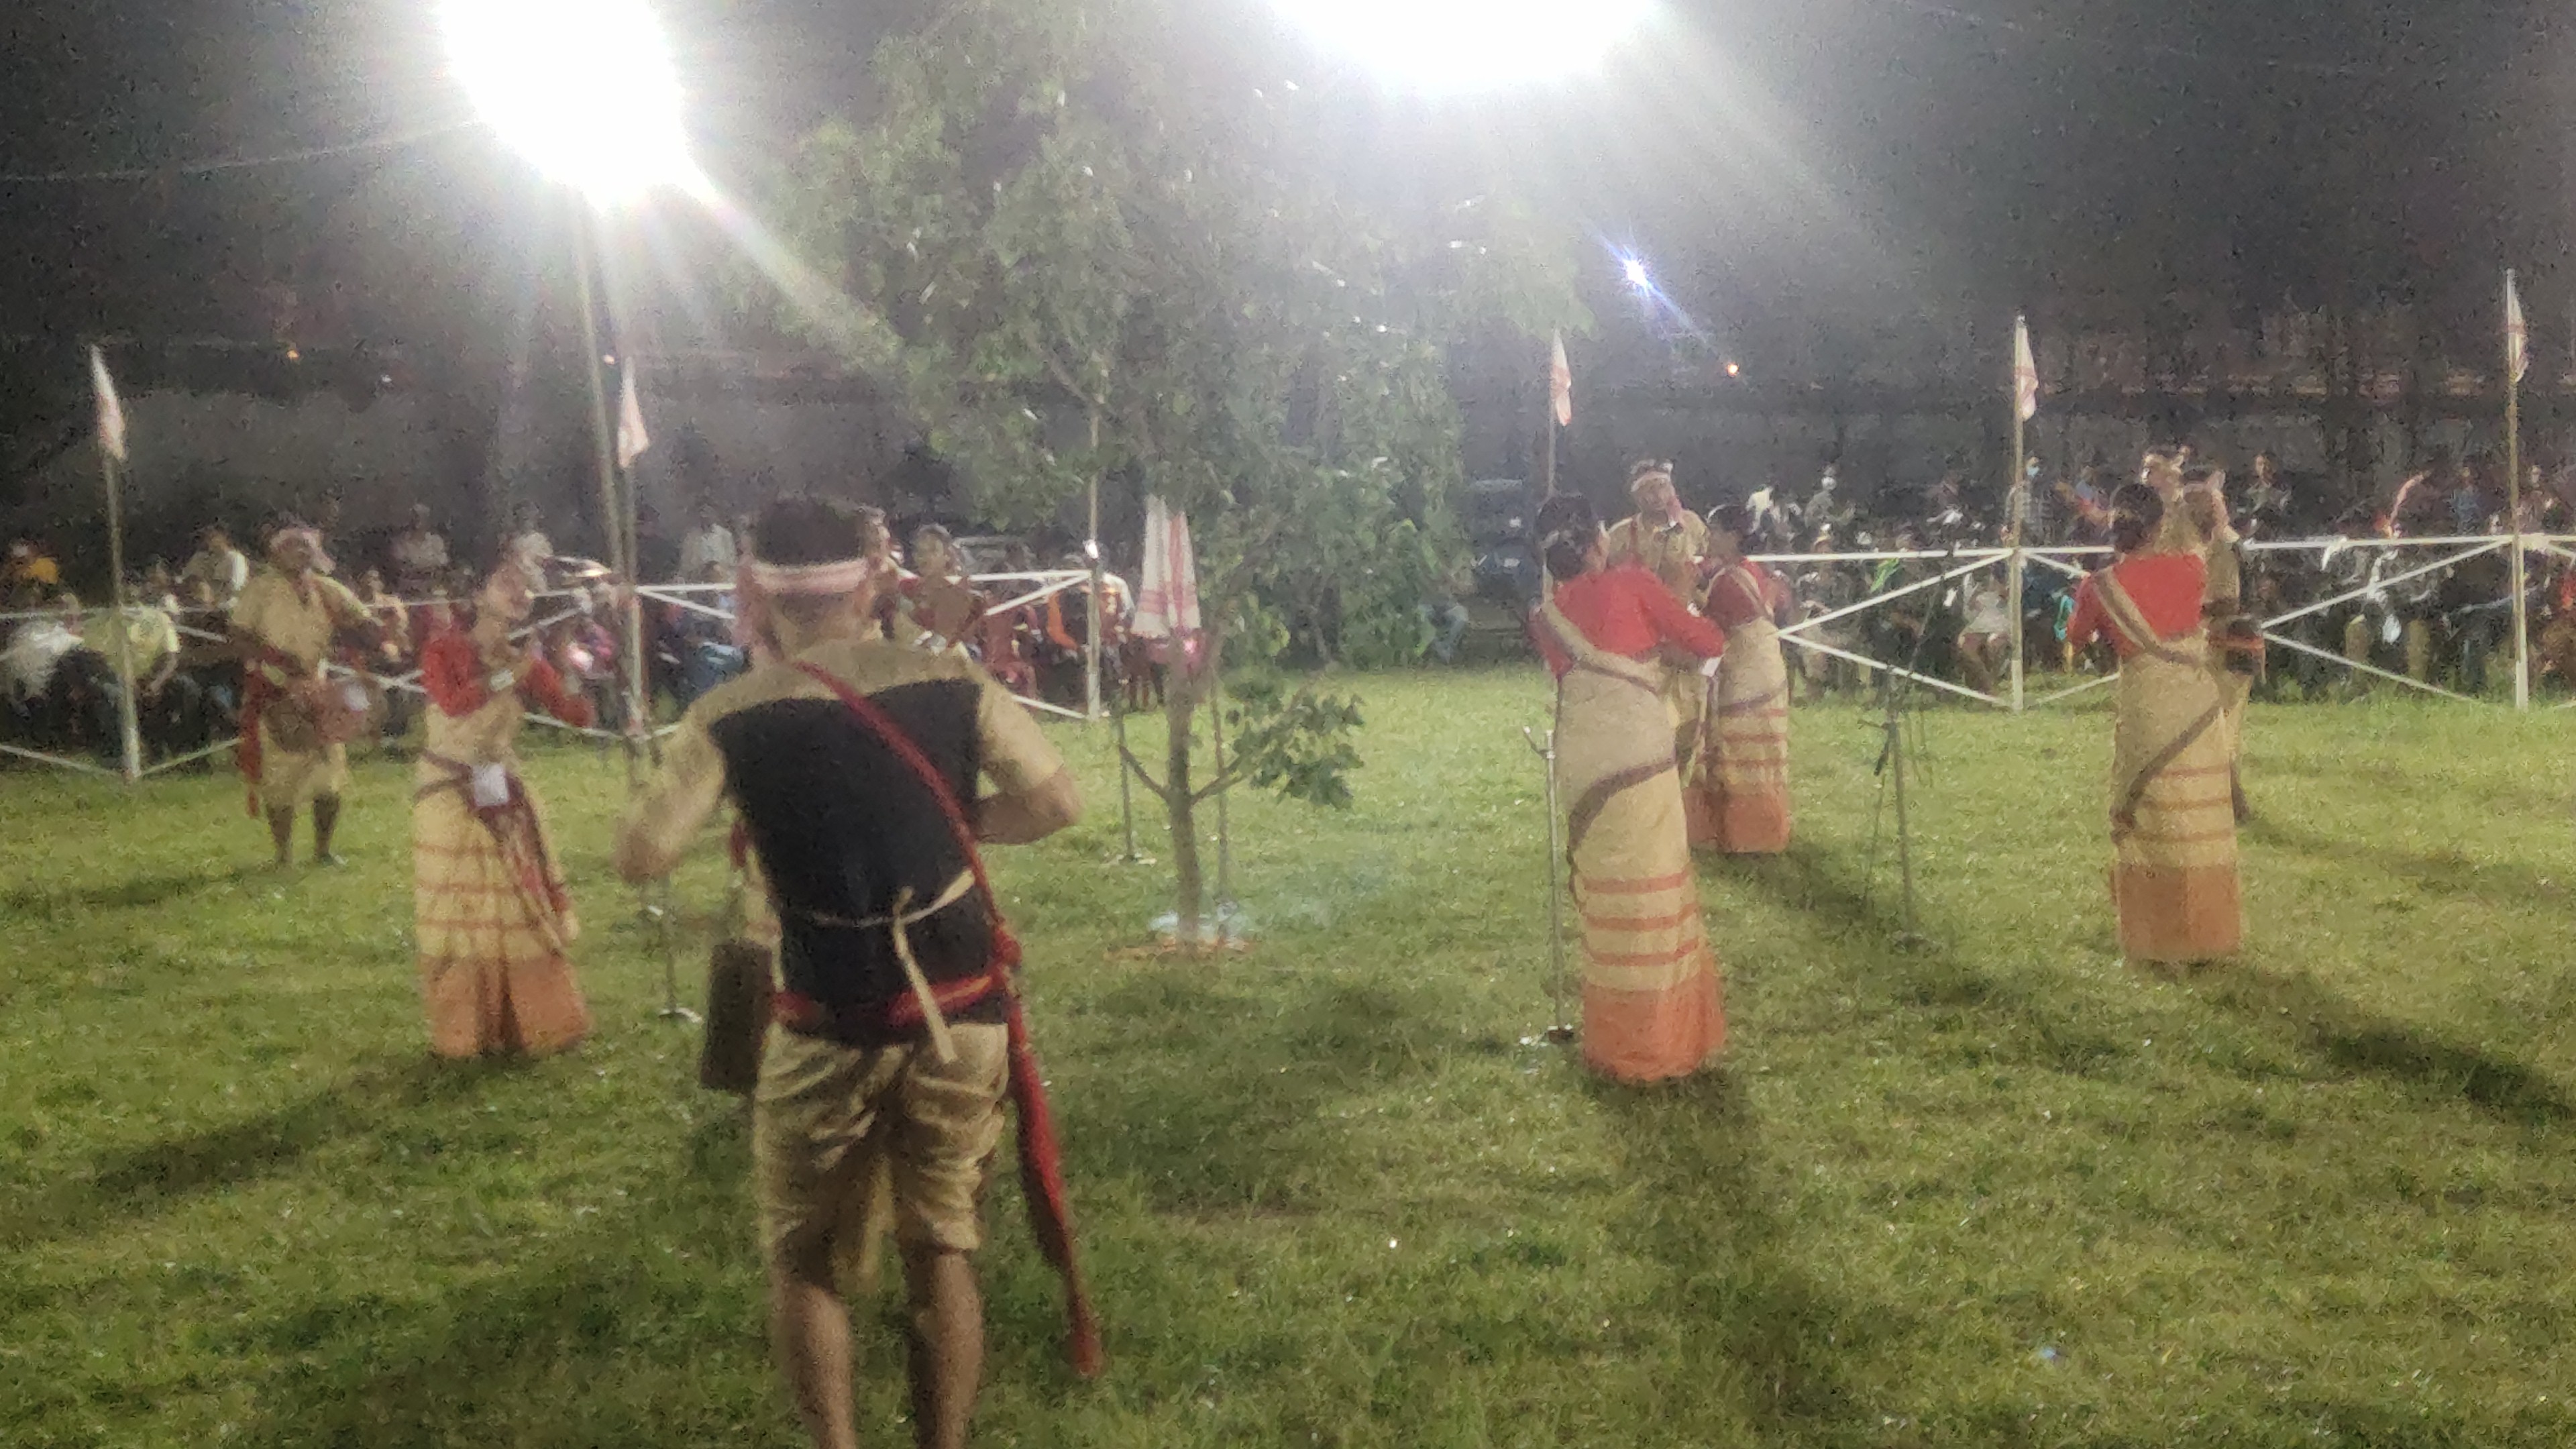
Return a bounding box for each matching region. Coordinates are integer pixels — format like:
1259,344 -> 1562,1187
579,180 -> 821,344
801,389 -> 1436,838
785,661 -> 1104,1379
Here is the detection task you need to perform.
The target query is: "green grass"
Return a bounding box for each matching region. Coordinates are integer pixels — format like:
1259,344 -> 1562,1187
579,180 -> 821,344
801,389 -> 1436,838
4,673 -> 2574,1447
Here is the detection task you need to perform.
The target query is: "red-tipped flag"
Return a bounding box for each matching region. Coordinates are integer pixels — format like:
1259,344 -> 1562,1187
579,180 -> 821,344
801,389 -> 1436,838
2506,270 -> 2528,387
91,345 -> 127,464
615,364 -> 651,470
2012,315 -> 2039,422
1548,331 -> 1573,427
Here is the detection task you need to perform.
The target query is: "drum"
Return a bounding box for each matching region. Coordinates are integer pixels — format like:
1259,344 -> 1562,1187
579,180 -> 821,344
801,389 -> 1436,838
266,674 -> 374,751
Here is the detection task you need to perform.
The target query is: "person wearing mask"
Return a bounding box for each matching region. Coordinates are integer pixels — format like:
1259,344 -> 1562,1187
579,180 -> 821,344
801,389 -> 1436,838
388,505 -> 453,598
1529,492 -> 1730,1082
1803,466 -> 1854,539
902,524 -> 982,653
2,599 -> 85,744
615,494 -> 1095,1449
506,504 -> 555,591
80,585 -> 187,757
679,500 -> 739,584
1604,459 -> 1713,763
2066,484 -> 2247,964
180,525 -> 252,609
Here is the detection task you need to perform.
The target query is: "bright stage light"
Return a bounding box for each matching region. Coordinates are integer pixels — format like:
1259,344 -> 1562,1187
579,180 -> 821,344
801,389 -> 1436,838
1273,0 -> 1653,93
440,0 -> 695,202
1622,256 -> 1652,289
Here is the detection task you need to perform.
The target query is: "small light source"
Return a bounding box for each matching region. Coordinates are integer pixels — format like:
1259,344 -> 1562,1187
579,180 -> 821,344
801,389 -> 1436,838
1621,256 -> 1651,290
1724,361 -> 1741,378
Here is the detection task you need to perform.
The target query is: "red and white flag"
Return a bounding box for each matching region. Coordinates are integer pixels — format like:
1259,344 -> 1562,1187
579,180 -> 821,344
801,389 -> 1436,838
2012,315 -> 2039,422
90,345 -> 127,464
1548,331 -> 1573,428
2506,270 -> 2529,386
1133,496 -> 1201,643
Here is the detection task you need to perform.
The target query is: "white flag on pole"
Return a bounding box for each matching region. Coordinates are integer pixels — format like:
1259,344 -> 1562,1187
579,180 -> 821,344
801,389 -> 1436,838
2506,270 -> 2529,386
615,364 -> 650,470
91,345 -> 127,464
1133,496 -> 1201,641
1549,331 -> 1573,427
2012,315 -> 2039,422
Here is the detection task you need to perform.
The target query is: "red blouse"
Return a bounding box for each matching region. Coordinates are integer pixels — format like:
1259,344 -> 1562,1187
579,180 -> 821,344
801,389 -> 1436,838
419,633 -> 596,727
1533,564 -> 1728,677
1701,559 -> 1786,631
2067,553 -> 2207,659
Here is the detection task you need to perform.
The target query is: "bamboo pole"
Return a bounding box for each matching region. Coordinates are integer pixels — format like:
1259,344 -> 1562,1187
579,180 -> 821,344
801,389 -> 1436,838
570,208 -> 639,786
1085,411 -> 1104,724
101,447 -> 143,782
2507,270 -> 2530,711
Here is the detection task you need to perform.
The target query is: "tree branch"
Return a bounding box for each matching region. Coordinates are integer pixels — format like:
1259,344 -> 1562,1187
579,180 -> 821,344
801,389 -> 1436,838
1118,742 -> 1170,800
1189,765 -> 1251,805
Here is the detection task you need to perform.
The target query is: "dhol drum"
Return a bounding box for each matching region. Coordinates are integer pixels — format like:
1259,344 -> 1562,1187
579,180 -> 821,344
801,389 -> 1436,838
265,672 -> 376,751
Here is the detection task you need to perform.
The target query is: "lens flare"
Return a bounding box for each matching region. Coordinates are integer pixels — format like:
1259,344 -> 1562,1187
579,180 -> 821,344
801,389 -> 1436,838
440,0 -> 696,201
1272,0 -> 1654,93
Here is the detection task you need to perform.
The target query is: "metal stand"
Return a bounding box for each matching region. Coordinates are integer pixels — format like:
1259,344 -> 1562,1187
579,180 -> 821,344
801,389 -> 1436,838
643,878 -> 699,1023
1864,600 -> 1938,951
1521,726 -> 1575,1044
1110,696 -> 1149,864
1210,673 -> 1234,912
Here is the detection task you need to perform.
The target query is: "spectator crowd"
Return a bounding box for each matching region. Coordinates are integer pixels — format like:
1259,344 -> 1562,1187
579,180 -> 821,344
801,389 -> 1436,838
0,501 -> 1154,770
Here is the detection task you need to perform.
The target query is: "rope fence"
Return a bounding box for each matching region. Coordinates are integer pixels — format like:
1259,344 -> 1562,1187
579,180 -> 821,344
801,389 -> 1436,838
1,570 -> 1122,783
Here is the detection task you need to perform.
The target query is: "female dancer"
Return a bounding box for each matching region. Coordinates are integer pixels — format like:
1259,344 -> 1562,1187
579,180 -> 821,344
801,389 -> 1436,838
2066,482 -> 2244,963
1688,503 -> 1794,853
411,564 -> 598,1057
1529,494 -> 1731,1082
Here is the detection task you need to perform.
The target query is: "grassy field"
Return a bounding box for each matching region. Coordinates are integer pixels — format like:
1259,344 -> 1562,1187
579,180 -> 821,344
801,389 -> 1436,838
3,670 -> 2573,1448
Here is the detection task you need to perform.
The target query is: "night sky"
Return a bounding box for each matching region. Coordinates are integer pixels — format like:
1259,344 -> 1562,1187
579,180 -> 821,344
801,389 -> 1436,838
0,0 -> 2564,376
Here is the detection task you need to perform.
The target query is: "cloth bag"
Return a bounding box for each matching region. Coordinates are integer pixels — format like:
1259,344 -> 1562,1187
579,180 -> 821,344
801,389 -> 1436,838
697,842 -> 773,1095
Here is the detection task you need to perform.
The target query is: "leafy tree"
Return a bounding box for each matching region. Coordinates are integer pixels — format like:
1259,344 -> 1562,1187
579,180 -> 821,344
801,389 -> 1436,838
744,0 -> 1581,941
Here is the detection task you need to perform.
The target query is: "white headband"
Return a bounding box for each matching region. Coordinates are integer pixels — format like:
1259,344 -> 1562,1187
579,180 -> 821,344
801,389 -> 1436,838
742,557 -> 877,596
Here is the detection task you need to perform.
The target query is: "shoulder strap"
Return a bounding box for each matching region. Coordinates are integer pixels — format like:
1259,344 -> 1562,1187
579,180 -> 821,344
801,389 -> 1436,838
789,661 -> 1012,954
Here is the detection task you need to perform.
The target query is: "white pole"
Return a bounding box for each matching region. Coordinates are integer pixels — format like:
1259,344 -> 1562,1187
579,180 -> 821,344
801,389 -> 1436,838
101,449 -> 143,782
2508,272 -> 2530,710
1084,417 -> 1104,724
2008,317 -> 2029,714
571,209 -> 641,783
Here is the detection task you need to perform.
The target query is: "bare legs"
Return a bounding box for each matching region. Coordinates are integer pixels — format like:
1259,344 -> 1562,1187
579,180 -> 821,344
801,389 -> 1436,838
770,1245 -> 983,1449
904,1246 -> 984,1449
311,794 -> 342,865
266,794 -> 344,867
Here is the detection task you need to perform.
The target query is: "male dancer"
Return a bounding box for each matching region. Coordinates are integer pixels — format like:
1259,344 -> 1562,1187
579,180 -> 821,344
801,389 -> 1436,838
616,495 -> 1094,1449
229,526 -> 382,865
2181,468 -> 2259,820
1605,459 -> 1714,761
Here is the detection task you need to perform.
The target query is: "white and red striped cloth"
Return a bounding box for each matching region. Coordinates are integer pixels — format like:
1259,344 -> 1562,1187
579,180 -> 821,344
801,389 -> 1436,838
1133,496 -> 1199,641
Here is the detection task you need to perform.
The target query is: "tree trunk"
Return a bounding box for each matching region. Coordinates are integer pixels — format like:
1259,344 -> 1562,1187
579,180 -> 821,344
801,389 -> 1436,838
1164,662 -> 1205,945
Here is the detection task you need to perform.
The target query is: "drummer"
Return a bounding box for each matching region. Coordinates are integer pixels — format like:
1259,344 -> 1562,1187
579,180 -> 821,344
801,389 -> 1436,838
229,525 -> 385,867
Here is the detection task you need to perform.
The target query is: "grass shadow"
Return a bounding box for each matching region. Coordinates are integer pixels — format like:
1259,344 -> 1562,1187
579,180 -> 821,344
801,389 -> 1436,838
2196,961 -> 2573,1126
217,1158 -> 775,1449
1,862 -> 267,918
2245,816 -> 2569,910
1065,969 -> 1450,1218
1,1054 -> 502,1249
1587,1069 -> 1887,1444
1711,842 -> 2023,1014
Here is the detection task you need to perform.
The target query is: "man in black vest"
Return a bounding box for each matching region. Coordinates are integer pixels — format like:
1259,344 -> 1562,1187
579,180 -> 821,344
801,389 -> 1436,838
616,495 -> 1081,1449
